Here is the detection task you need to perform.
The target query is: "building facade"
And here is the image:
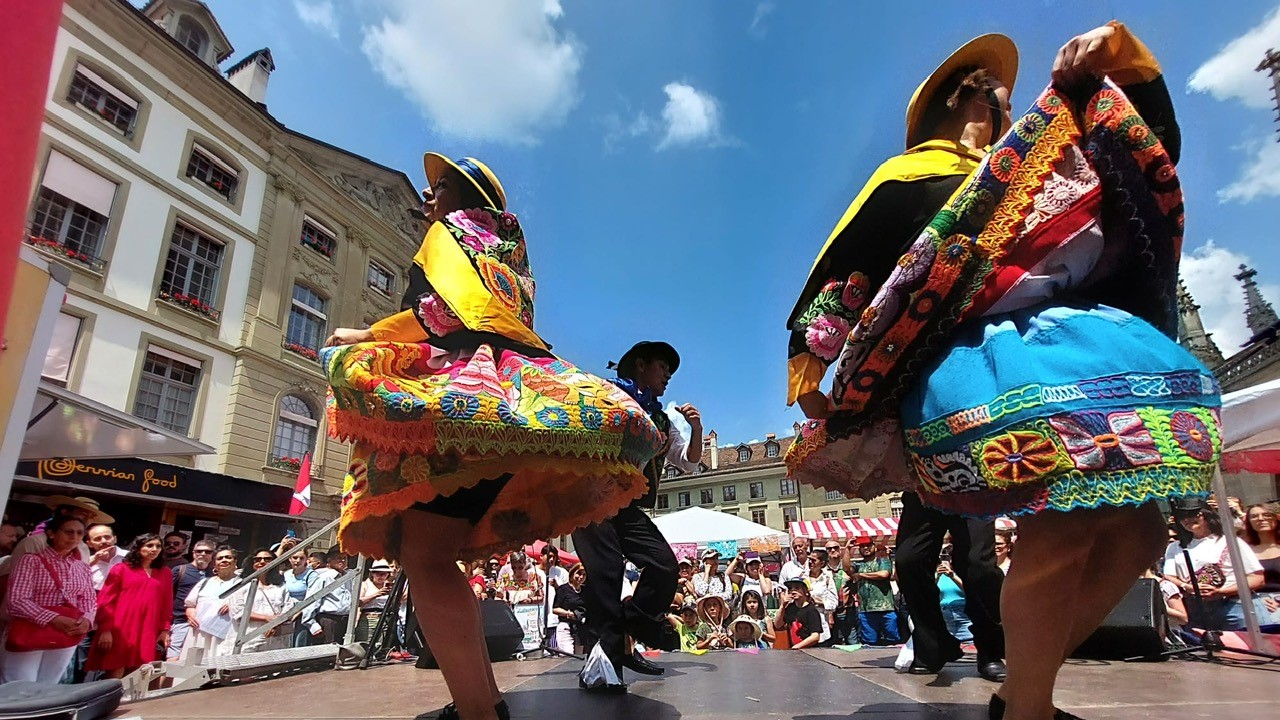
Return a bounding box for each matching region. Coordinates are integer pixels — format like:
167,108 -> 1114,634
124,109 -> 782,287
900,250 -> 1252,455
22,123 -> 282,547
18,0 -> 421,545
651,429 -> 901,531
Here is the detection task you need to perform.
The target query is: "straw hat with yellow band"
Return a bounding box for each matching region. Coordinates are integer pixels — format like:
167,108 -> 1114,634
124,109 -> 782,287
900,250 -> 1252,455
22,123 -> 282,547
904,33 -> 1018,150
424,153 -> 507,212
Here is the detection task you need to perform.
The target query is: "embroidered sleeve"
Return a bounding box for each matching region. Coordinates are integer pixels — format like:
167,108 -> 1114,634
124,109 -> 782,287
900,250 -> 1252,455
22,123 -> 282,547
1103,21 -> 1179,164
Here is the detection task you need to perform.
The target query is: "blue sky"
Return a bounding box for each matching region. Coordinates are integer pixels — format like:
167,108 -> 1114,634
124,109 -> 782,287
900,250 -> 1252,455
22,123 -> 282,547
187,0 -> 1280,446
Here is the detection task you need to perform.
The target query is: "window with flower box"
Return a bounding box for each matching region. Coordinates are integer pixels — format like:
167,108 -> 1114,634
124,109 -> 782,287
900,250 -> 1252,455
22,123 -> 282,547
26,151 -> 117,272
132,347 -> 201,434
300,218 -> 336,260
285,284 -> 328,358
185,145 -> 239,202
158,222 -> 223,321
66,64 -> 139,136
368,259 -> 395,295
271,395 -> 317,471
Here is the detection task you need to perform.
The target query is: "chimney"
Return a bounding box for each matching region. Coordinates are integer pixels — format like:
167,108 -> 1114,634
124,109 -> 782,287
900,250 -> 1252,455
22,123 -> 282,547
706,430 -> 718,470
792,421 -> 802,436
227,48 -> 274,106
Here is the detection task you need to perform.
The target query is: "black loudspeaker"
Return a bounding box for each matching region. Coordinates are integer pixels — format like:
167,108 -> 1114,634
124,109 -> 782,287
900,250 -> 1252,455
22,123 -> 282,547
1071,578 -> 1168,661
416,599 -> 525,669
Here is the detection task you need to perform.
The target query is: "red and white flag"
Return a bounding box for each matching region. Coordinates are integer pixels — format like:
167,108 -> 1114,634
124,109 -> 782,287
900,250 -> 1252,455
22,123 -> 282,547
289,453 -> 312,515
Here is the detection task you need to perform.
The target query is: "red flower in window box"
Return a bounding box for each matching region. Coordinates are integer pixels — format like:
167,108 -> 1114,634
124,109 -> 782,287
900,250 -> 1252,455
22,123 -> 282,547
283,342 -> 320,362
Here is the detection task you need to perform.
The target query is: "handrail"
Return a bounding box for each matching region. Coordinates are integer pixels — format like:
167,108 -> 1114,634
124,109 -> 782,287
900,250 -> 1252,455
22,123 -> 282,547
212,516 -> 368,656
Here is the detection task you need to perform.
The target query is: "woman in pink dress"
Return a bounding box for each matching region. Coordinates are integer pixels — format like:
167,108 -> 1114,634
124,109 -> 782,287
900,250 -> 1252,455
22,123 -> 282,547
86,533 -> 172,677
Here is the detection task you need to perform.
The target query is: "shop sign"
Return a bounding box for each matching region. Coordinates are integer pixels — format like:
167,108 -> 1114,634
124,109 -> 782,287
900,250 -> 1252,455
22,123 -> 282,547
16,457 -> 292,514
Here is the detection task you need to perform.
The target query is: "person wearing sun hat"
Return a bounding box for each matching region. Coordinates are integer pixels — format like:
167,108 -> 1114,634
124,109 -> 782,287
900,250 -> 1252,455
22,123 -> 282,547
693,594 -> 732,650
572,339 -> 704,689
321,155 -> 666,720
786,21 -> 1201,720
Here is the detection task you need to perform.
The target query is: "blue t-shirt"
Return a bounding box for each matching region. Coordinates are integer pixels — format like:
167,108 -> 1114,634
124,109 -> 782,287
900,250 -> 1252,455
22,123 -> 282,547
937,573 -> 965,606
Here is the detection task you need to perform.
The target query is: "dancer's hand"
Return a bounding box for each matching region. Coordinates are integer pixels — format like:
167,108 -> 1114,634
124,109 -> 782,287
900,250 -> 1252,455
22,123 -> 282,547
675,404 -> 703,431
325,327 -> 375,347
797,391 -> 834,420
1052,24 -> 1117,87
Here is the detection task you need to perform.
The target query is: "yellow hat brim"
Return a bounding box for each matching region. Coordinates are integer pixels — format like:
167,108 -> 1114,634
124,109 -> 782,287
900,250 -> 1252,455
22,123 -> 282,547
905,33 -> 1018,149
423,153 -> 507,212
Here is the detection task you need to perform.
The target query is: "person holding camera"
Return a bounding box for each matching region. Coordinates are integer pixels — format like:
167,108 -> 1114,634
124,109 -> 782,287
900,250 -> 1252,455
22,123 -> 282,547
1163,499 -> 1264,631
552,563 -> 588,654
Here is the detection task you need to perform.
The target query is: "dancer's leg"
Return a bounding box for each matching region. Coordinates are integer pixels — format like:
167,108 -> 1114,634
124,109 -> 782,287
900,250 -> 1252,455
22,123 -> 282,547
950,516 -> 1005,662
571,519 -> 626,677
401,510 -> 500,720
895,492 -> 954,667
998,503 -> 1166,720
614,506 -> 678,636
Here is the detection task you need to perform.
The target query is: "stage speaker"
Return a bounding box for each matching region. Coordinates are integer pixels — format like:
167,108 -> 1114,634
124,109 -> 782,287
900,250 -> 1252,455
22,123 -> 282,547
1071,578 -> 1167,661
416,599 -> 525,669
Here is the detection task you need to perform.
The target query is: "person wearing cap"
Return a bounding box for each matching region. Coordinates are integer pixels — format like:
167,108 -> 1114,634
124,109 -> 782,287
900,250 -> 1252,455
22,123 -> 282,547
778,578 -> 822,650
847,539 -> 899,646
785,21 -> 1209,720
665,600 -> 700,653
692,548 -> 733,604
572,340 -> 703,688
674,556 -> 697,607
322,155 -> 665,720
731,555 -> 774,603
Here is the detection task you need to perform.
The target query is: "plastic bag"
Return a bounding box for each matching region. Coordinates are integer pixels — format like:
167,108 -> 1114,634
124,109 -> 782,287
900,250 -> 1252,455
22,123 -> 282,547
893,637 -> 915,672
579,642 -> 622,689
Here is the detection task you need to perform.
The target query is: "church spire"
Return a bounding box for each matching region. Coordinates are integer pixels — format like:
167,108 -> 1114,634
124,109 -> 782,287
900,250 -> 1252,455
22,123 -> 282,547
1177,279 -> 1224,367
1235,264 -> 1280,337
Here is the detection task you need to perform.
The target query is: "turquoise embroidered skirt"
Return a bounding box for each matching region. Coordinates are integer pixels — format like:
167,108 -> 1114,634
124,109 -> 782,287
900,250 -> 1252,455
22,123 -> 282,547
900,302 -> 1220,519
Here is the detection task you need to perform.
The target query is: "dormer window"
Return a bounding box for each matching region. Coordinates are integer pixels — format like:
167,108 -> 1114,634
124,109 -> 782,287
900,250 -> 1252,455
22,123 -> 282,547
175,16 -> 209,58
737,446 -> 751,463
765,441 -> 780,458
664,466 -> 679,479
186,144 -> 239,202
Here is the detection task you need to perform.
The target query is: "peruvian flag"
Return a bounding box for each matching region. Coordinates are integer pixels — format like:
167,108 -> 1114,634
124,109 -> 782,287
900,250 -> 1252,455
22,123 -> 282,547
289,453 -> 312,515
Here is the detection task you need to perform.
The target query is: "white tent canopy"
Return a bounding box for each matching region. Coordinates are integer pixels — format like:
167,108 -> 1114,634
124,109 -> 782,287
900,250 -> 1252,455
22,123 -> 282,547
652,506 -> 791,548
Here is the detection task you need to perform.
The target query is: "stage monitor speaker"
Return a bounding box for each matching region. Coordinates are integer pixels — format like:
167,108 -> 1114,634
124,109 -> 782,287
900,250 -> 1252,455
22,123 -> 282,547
416,599 -> 525,669
1071,578 -> 1167,661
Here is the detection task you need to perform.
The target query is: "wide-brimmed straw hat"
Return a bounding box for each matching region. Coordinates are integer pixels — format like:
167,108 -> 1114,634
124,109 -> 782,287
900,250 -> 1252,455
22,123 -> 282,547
42,495 -> 113,525
905,33 -> 1018,149
697,595 -> 730,623
730,615 -> 763,642
423,153 -> 507,212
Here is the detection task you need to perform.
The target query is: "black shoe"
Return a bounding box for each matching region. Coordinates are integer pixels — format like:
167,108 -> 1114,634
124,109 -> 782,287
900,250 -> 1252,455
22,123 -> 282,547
621,653 -> 664,676
907,660 -> 943,675
578,676 -> 628,694
978,659 -> 1007,683
988,694 -> 1084,720
425,699 -> 510,720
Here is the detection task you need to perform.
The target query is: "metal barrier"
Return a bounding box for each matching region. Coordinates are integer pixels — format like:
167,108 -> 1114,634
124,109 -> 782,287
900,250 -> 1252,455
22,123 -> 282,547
123,517 -> 368,700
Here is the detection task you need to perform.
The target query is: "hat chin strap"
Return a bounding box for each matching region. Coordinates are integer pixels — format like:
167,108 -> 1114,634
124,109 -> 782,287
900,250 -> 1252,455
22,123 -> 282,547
985,86 -> 1003,147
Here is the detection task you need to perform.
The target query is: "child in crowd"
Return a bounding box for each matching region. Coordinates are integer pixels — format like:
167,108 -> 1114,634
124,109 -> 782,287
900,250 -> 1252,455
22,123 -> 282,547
730,616 -> 767,649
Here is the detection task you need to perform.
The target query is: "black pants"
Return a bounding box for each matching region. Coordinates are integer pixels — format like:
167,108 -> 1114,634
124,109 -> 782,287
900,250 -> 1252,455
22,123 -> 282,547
572,503 -> 677,676
895,491 -> 1005,667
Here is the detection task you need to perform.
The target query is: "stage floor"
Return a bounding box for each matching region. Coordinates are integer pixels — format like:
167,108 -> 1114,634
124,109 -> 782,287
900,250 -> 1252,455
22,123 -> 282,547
114,647 -> 1279,720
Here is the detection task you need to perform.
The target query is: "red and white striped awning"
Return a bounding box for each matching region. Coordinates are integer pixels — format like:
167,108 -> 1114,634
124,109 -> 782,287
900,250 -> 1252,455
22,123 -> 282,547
789,517 -> 899,540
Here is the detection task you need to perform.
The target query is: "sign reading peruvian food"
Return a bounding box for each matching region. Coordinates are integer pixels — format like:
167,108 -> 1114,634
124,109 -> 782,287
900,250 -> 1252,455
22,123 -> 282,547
16,458 -> 292,514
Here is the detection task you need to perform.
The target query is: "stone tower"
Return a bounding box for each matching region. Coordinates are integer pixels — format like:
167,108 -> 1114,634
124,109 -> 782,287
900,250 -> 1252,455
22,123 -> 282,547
1258,48 -> 1280,141
1235,264 -> 1280,338
1177,279 -> 1224,367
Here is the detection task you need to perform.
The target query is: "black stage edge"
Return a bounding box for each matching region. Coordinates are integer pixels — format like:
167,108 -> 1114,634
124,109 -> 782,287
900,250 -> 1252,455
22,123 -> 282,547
498,649 -> 989,719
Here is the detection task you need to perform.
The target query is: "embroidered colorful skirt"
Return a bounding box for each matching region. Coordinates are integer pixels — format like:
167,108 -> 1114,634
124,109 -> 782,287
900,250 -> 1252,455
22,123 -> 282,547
899,302 -> 1220,519
321,342 -> 664,559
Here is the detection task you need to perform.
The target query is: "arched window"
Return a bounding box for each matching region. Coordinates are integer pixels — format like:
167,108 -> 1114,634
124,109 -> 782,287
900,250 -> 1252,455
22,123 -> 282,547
175,16 -> 209,57
271,394 -> 317,468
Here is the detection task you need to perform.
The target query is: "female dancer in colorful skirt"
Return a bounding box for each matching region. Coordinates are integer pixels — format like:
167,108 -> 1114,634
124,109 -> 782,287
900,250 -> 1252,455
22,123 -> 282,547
785,23 -> 1217,720
323,154 -> 664,720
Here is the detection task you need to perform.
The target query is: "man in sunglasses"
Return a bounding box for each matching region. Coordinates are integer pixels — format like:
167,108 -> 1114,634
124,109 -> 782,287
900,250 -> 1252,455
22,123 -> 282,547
160,531 -> 191,569
168,539 -> 216,660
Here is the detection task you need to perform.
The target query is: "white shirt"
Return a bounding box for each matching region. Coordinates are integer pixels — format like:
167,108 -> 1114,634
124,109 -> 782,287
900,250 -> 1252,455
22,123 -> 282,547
779,560 -> 808,585
663,406 -> 701,473
313,567 -> 352,615
543,564 -> 569,627
1164,535 -> 1263,583
89,547 -> 128,591
807,570 -> 839,612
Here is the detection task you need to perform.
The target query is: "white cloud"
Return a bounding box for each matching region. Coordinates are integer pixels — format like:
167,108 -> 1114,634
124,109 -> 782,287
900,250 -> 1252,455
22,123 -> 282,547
1180,241 -> 1280,353
1187,6 -> 1280,110
1219,138 -> 1280,202
293,0 -> 339,39
749,2 -> 776,38
360,0 -> 582,144
657,82 -> 729,150
602,111 -> 655,153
